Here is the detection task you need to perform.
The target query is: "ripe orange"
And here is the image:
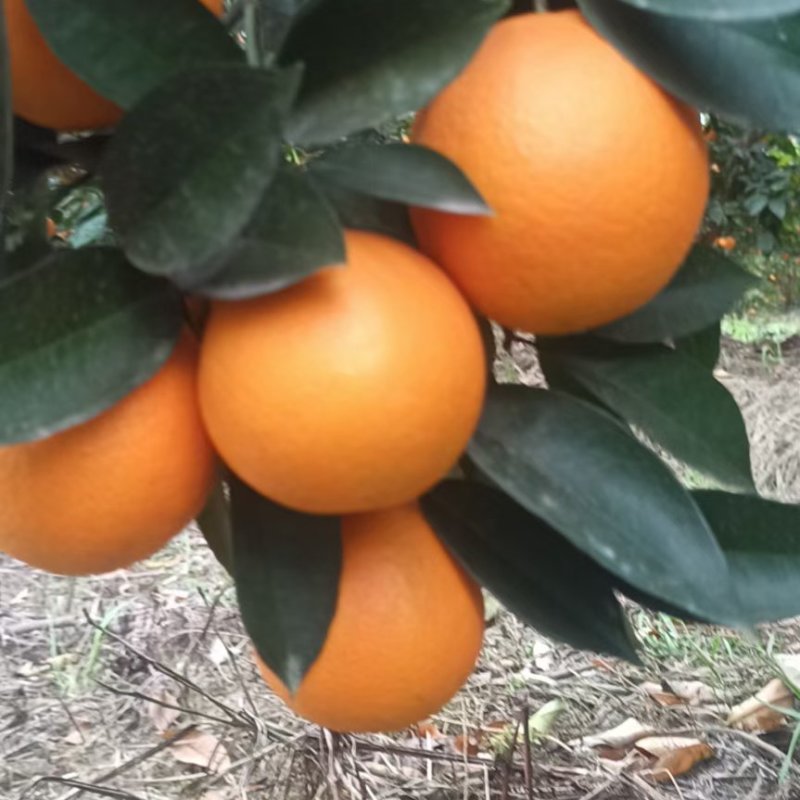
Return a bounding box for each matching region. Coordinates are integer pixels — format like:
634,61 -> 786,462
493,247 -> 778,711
198,230 -> 486,515
410,10 -> 710,335
6,0 -> 225,131
0,337 -> 216,576
255,503 -> 484,733
713,236 -> 737,252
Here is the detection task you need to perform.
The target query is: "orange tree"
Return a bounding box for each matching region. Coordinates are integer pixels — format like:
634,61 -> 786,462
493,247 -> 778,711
2,0 -> 800,733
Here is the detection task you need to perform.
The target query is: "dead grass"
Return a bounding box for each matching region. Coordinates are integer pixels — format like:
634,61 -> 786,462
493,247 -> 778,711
1,339 -> 799,800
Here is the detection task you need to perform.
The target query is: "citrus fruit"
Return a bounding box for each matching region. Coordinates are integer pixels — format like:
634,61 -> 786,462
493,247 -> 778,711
6,0 -> 225,132
255,502 -> 484,733
0,337 -> 216,576
198,230 -> 486,515
410,9 -> 710,335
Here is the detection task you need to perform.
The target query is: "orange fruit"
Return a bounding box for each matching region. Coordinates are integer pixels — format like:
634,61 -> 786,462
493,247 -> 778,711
255,503 -> 484,733
713,236 -> 737,252
410,10 -> 710,335
0,337 -> 216,576
198,230 -> 486,514
6,0 -> 225,131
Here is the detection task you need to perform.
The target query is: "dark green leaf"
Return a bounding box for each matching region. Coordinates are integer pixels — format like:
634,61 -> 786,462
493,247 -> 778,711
196,479 -> 233,575
0,247 -> 182,444
769,196 -> 788,220
744,194 -> 769,216
595,246 -> 757,343
252,0 -> 322,56
314,179 -> 417,245
102,66 -> 299,281
26,0 -> 241,109
538,339 -> 755,492
695,491 -> 800,624
469,385 -> 738,623
192,165 -> 345,299
279,0 -> 509,144
579,1 -> 800,132
676,323 -> 722,370
616,579 -> 710,624
422,481 -> 640,661
0,0 -> 11,241
614,0 -> 800,21
230,477 -> 341,692
309,143 -> 490,214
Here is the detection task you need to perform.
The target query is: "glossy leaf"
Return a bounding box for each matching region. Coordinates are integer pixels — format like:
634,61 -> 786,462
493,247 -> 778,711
0,247 -> 182,444
422,481 -> 640,661
192,166 -> 345,299
252,0 -> 322,56
676,323 -> 722,370
26,0 -> 241,109
694,492 -> 800,624
614,0 -> 800,20
102,66 -> 299,281
596,247 -> 757,344
309,143 -> 490,214
469,385 -> 739,623
230,478 -> 341,692
279,0 -> 509,144
624,0 -> 800,22
314,179 -> 417,245
196,479 -> 233,575
538,339 -> 755,492
580,1 -> 800,132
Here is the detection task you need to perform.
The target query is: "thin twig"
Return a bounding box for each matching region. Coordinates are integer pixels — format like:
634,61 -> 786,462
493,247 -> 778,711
28,778 -> 147,800
93,680 -> 239,729
3,614 -> 77,636
522,704 -> 533,800
55,725 -> 198,800
500,716 -> 523,800
83,611 -> 256,731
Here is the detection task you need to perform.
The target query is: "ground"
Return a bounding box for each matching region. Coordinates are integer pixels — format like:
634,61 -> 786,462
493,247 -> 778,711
1,337 -> 799,800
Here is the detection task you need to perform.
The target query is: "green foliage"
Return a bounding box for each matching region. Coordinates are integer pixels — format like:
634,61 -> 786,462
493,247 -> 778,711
3,0 -> 800,689
703,122 -> 800,313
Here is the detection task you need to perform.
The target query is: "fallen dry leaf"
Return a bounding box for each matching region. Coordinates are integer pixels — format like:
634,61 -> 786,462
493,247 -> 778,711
641,680 -> 714,707
148,690 -> 181,734
637,736 -> 705,759
581,718 -> 655,750
414,721 -> 441,740
532,639 -> 554,672
208,637 -> 229,666
667,680 -> 715,706
776,654 -> 800,689
641,683 -> 684,707
453,733 -> 481,756
649,742 -> 714,783
63,720 -> 91,746
596,746 -> 630,762
727,678 -> 793,733
169,730 -> 231,774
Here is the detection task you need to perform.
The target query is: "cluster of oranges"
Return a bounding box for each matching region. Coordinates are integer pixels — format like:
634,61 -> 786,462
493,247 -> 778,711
1,7 -> 709,732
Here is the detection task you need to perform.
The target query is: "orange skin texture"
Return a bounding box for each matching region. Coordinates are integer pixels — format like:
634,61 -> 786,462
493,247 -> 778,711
6,0 -> 225,131
256,503 -> 485,733
198,230 -> 486,514
0,338 -> 216,576
411,10 -> 710,335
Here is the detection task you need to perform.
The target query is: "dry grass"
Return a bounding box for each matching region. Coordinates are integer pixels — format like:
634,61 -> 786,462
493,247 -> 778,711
1,339 -> 799,800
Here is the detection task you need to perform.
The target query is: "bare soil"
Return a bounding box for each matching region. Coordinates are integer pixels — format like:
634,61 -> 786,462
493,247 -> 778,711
1,339 -> 799,800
